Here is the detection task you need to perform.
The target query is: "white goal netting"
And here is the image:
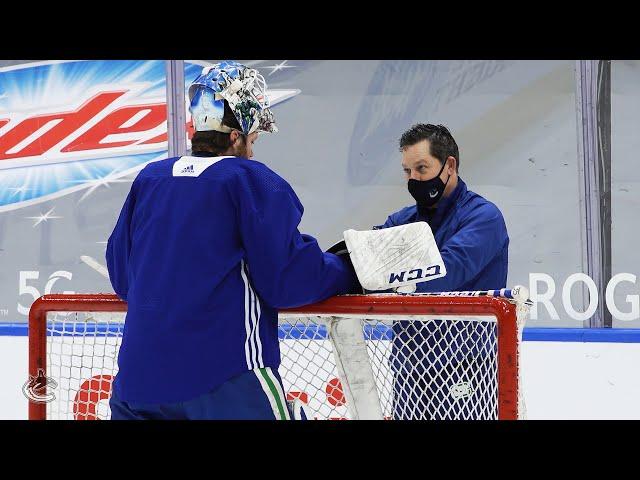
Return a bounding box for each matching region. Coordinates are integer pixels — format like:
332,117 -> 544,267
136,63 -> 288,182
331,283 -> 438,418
34,296 -> 526,420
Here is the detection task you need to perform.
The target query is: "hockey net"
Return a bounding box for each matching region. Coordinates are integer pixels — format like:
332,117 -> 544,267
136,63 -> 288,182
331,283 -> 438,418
28,293 -> 528,420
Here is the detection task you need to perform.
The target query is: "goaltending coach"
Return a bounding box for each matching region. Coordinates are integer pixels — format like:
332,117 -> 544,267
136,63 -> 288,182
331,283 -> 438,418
375,124 -> 510,419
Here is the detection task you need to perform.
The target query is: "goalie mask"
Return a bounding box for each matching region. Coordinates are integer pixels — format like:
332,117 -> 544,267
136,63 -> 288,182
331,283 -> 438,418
188,61 -> 278,135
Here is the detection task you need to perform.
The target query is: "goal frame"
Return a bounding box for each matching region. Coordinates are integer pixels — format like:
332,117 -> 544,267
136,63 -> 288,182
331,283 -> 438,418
28,293 -> 520,420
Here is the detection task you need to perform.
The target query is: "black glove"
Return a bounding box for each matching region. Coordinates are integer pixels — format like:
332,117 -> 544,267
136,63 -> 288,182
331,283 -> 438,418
327,239 -> 348,256
326,239 -> 363,294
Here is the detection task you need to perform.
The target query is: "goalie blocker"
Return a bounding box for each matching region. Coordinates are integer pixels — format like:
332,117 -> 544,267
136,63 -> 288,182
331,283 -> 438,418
327,222 -> 445,293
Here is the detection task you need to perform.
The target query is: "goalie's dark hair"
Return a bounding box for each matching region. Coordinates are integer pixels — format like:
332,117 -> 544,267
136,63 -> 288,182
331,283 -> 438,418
190,100 -> 243,155
399,124 -> 460,172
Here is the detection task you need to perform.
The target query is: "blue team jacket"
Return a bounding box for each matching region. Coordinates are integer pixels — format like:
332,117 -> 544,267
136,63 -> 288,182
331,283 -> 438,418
377,178 -> 509,292
106,155 -> 357,404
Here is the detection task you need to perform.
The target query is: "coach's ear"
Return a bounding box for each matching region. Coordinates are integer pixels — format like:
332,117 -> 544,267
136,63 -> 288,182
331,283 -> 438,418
326,239 -> 364,294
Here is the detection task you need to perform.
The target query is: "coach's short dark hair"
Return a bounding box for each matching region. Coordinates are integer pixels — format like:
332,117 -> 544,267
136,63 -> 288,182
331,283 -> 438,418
399,124 -> 460,172
190,100 -> 243,155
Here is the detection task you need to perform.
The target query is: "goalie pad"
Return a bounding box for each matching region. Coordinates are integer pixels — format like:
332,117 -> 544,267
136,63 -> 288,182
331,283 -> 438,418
342,222 -> 446,292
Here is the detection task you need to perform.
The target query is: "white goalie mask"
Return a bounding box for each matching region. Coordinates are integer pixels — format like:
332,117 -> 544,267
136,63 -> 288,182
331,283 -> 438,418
188,60 -> 278,135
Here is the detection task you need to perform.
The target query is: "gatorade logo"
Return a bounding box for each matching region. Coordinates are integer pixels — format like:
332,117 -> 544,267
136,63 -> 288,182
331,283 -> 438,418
73,375 -> 114,420
69,374 -> 347,420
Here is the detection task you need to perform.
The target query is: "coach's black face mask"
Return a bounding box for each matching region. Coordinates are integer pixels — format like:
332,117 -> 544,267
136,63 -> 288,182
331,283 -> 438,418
408,159 -> 450,210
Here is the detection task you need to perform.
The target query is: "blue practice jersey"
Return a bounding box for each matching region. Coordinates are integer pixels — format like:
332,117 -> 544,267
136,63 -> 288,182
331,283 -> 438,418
376,178 -> 509,292
106,155 -> 357,404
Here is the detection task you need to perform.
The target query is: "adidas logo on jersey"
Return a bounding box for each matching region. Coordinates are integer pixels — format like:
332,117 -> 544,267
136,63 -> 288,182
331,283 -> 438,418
181,165 -> 194,174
